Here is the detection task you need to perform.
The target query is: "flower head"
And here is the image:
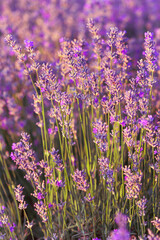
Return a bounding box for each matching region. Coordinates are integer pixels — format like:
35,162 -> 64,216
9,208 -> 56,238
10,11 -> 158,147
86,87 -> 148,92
144,32 -> 157,73
14,185 -> 28,210
151,217 -> 160,231
71,169 -> 89,192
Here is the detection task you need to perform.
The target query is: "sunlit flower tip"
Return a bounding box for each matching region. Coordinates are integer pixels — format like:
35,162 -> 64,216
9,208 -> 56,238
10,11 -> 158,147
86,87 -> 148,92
54,126 -> 58,132
140,147 -> 143,152
94,97 -> 98,104
136,196 -> 147,216
48,203 -> 53,208
154,150 -> 157,155
110,116 -> 115,123
59,37 -> 64,43
139,118 -> 148,126
151,217 -> 160,231
139,91 -> 144,98
55,179 -> 65,188
84,193 -> 95,202
102,96 -> 107,102
26,220 -> 34,229
0,205 -> 6,214
8,222 -> 16,232
10,152 -> 16,161
41,87 -> 45,92
24,40 -> 34,49
37,192 -> 44,200
93,127 -> 98,134
48,128 -> 53,135
47,179 -> 50,184
11,143 -> 17,150
71,169 -> 89,192
121,120 -> 126,127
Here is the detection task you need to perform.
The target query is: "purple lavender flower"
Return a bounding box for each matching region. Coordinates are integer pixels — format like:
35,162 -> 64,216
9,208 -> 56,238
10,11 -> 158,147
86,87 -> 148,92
14,185 -> 28,210
109,213 -> 130,240
123,127 -> 134,148
138,118 -> 148,127
151,217 -> 160,231
5,34 -> 26,62
24,40 -> 34,50
36,63 -> 59,101
123,166 -> 142,199
84,193 -> 95,202
136,196 -> 147,216
47,177 -> 65,188
144,32 -> 157,74
8,222 -> 16,232
115,212 -> 128,228
124,90 -> 138,120
0,204 -> 9,228
109,227 -> 130,240
146,229 -> 160,240
98,157 -> 114,191
104,68 -> 122,95
10,133 -> 39,183
25,220 -> 34,229
49,147 -> 64,171
48,128 -> 53,135
48,203 -> 53,208
0,205 -> 5,215
32,191 -> 45,200
71,169 -> 89,192
34,201 -> 48,223
54,179 -> 65,188
93,119 -> 108,152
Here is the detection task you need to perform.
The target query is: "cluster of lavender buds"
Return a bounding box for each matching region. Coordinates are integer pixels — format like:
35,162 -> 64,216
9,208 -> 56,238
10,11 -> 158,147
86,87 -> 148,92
36,63 -> 59,101
84,193 -> 95,202
145,229 -> 160,240
5,34 -> 26,62
14,185 -> 28,210
71,169 -> 89,192
98,157 -> 114,192
10,132 -> 51,224
49,148 -> 64,172
24,39 -> 35,60
93,119 -> 108,152
47,178 -> 65,188
34,201 -> 48,223
10,132 -> 39,182
0,205 -> 8,227
151,217 -> 160,231
123,166 -> 142,199
0,204 -> 16,235
136,196 -> 147,217
124,90 -> 138,121
144,32 -> 157,75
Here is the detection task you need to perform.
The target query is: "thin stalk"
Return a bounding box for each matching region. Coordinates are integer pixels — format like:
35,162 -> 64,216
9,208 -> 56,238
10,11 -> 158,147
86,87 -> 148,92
23,209 -> 34,240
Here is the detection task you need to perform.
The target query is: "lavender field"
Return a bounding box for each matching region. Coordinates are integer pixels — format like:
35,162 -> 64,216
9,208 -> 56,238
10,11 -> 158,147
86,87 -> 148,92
0,0 -> 160,239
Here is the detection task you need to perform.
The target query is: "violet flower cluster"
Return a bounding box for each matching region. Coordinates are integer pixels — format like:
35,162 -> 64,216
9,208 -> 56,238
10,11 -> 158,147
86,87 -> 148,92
123,166 -> 142,200
71,169 -> 89,192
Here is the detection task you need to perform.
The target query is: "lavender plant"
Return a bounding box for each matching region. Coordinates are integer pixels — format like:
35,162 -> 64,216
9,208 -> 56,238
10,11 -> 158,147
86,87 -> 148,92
0,6 -> 159,240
